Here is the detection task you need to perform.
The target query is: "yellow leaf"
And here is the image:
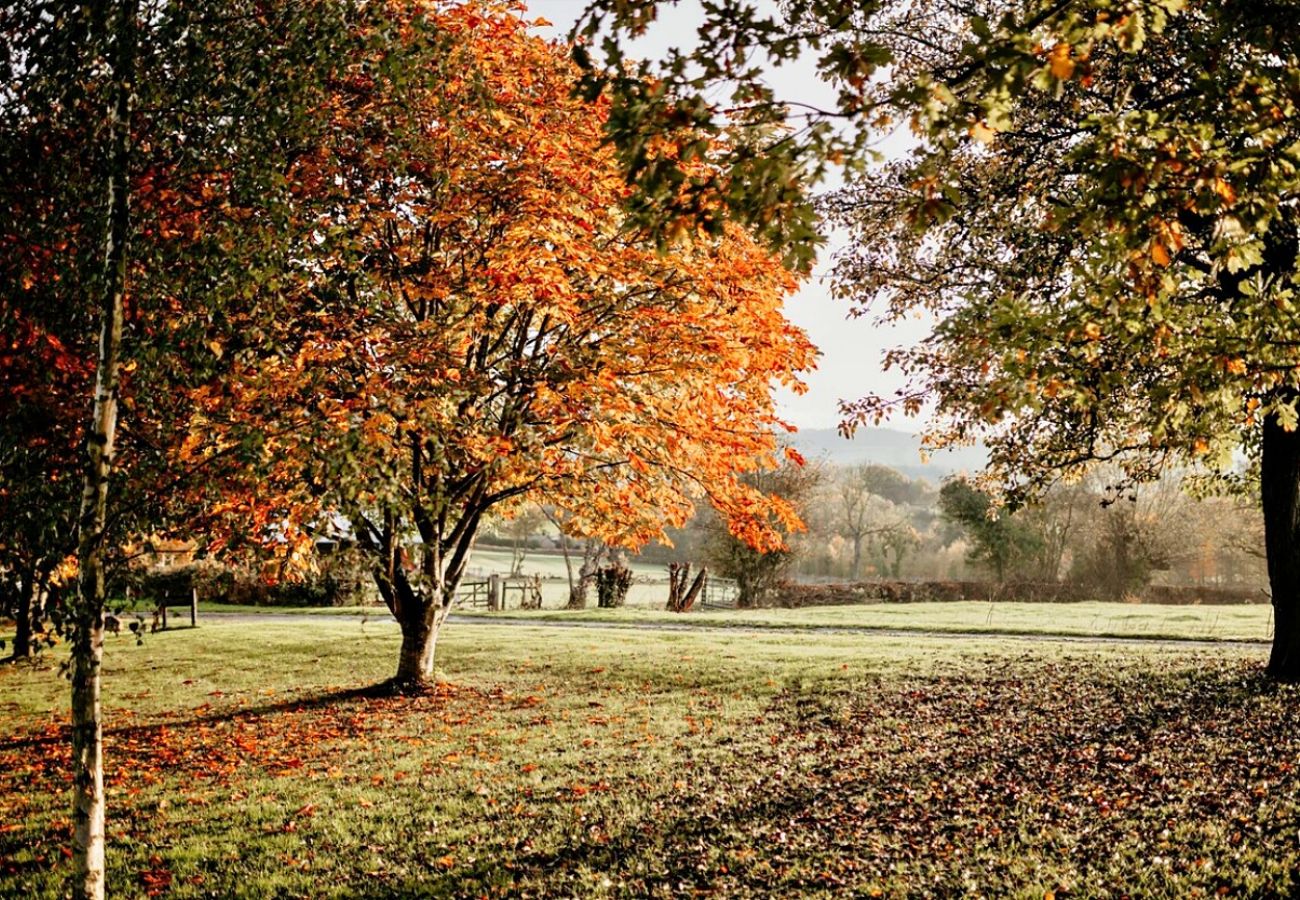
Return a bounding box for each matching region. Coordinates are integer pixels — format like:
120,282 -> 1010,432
970,121 -> 996,144
1150,239 -> 1171,267
207,340 -> 224,359
1049,43 -> 1075,80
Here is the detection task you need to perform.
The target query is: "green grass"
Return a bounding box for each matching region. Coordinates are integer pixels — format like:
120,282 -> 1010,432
457,599 -> 1276,643
192,602 -> 385,616
2,620 -> 1296,897
193,597 -> 1275,644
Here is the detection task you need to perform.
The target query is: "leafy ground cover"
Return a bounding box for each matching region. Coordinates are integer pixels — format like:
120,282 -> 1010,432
2,620 -> 1295,897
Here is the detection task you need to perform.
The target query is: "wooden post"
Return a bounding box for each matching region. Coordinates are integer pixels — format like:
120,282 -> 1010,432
488,574 -> 501,611
189,587 -> 198,627
160,602 -> 167,630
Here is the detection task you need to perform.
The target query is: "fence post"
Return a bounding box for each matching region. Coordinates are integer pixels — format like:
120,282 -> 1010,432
488,574 -> 501,611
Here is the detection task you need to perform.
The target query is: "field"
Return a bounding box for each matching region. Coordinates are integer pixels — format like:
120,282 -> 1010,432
202,598 -> 1277,643
4,615 -> 1300,897
464,600 -> 1277,642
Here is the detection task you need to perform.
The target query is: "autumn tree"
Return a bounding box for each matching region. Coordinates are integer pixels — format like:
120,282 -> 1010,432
938,479 -> 1043,584
702,453 -> 820,607
2,1 -> 361,893
193,3 -> 815,691
0,314 -> 86,659
819,0 -> 1300,673
577,0 -> 1300,676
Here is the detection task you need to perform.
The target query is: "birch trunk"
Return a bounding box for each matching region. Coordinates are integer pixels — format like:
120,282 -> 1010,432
72,2 -> 134,896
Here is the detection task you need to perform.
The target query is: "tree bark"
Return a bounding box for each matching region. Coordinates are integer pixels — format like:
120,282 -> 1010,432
1263,405 -> 1300,680
392,603 -> 446,691
9,574 -> 36,660
71,3 -> 134,896
568,541 -> 600,609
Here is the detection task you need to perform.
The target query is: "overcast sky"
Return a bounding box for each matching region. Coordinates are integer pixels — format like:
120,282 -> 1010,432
527,0 -> 930,432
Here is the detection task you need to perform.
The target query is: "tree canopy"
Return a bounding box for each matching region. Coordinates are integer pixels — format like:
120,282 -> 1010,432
187,1 -> 816,689
580,0 -> 1300,675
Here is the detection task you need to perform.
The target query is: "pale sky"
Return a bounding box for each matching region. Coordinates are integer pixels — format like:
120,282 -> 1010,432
528,0 -> 929,432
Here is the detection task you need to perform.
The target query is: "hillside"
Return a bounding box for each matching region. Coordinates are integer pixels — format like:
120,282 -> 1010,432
788,426 -> 987,481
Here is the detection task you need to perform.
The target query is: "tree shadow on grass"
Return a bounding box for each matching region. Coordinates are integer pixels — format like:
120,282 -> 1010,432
0,678 -> 486,890
0,679 -> 434,756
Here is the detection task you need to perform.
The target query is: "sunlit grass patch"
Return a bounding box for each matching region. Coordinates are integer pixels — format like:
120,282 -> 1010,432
1,620 -> 1289,897
460,599 -> 1275,643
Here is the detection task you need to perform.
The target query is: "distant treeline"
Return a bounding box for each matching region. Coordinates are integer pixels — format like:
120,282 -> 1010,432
770,580 -> 1268,608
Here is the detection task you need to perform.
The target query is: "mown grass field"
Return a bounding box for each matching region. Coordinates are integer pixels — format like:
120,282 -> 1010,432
3,618 -> 1298,897
198,598 -> 1275,643
488,601 -> 1274,641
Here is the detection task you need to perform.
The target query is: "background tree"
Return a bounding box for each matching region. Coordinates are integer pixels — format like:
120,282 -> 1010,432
807,0 -> 1300,675
703,453 -> 821,607
938,479 -> 1043,584
831,463 -> 917,579
195,3 -> 816,691
542,507 -> 608,610
484,505 -> 548,577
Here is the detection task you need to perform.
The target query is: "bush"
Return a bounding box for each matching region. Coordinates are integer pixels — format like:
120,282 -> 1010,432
127,560 -> 234,606
227,547 -> 373,607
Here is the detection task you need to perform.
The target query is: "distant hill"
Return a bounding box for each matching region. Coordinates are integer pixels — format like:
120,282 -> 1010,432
788,427 -> 987,482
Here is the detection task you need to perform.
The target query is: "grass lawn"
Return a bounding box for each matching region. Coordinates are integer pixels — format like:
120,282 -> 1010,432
195,598 -> 1275,643
457,599 -> 1276,643
2,619 -> 1297,897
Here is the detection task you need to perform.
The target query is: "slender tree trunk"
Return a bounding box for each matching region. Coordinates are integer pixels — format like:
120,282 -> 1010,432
557,529 -> 576,598
71,3 -> 134,896
9,574 -> 36,660
851,536 -> 862,580
568,541 -> 599,609
736,572 -> 756,609
1263,406 -> 1300,679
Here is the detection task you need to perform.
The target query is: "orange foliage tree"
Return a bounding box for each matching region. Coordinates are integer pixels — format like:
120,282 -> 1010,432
190,1 -> 816,691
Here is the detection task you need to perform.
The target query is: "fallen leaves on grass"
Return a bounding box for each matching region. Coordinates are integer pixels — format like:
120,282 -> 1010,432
6,654 -> 1300,898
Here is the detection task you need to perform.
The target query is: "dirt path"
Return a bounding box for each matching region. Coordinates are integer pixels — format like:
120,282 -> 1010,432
197,611 -> 1270,649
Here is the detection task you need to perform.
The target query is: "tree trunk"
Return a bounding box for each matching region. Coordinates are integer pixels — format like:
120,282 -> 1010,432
1263,406 -> 1300,679
392,601 -> 448,692
736,572 -> 756,609
71,3 -> 134,896
9,575 -> 36,660
851,536 -> 862,580
557,527 -> 576,599
568,541 -> 600,609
